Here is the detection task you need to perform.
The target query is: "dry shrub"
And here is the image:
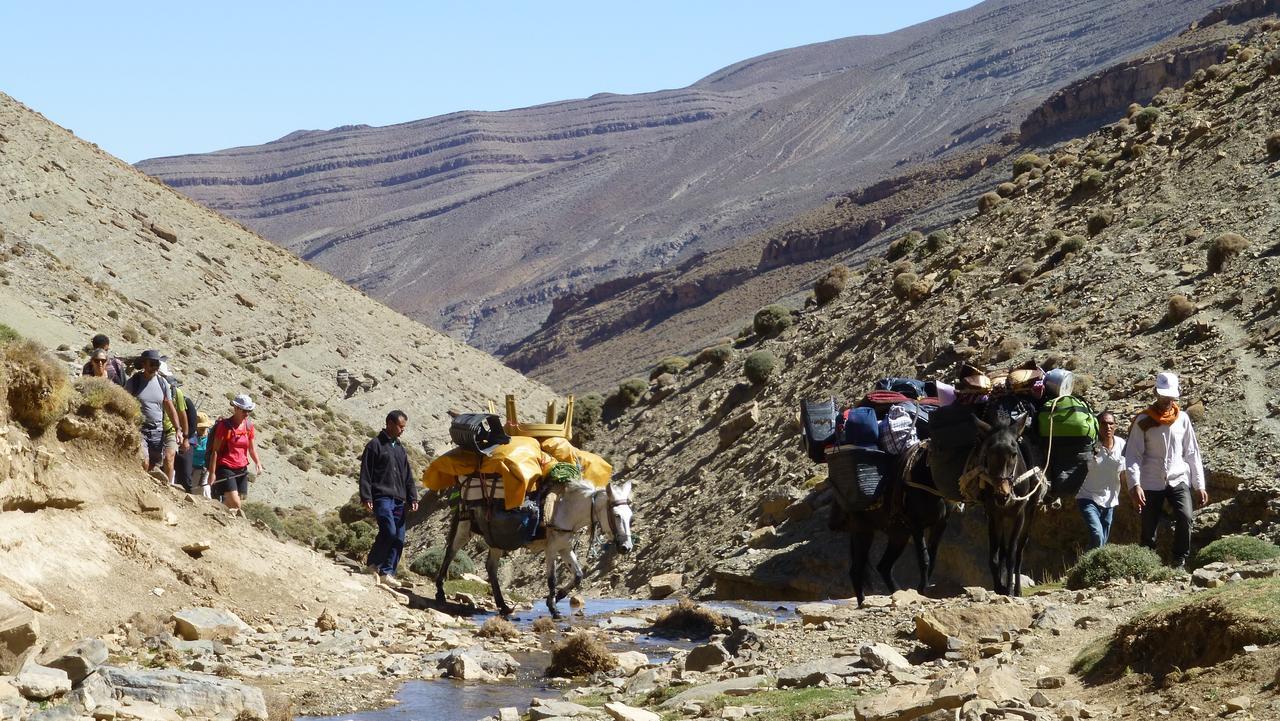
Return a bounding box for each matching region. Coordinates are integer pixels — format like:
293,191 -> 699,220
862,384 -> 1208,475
478,617 -> 520,640
1267,50 -> 1280,76
925,230 -> 950,252
546,632 -> 618,678
908,278 -> 933,303
4,340 -> 71,432
887,232 -> 922,261
891,272 -> 917,301
1087,209 -> 1115,235
1012,153 -> 1046,176
695,345 -> 733,367
531,617 -> 557,634
1206,63 -> 1233,80
1207,232 -> 1249,273
996,182 -> 1018,198
814,264 -> 850,305
1010,260 -> 1036,284
264,690 -> 295,721
1133,107 -> 1160,132
649,356 -> 689,380
653,599 -> 729,639
977,192 -> 1003,214
993,337 -> 1023,363
1266,132 -> 1280,158
1073,169 -> 1104,196
1166,294 -> 1196,324
74,376 -> 140,423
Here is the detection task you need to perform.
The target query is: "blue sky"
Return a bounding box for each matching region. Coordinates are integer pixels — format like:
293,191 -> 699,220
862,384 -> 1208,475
1,1 -> 978,163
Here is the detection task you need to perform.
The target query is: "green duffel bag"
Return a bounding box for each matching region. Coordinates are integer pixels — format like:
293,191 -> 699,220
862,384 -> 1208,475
1037,395 -> 1098,440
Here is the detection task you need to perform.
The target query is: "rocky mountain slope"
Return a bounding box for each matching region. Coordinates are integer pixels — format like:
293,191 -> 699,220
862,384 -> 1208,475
0,92 -> 557,509
559,22 -> 1280,603
137,0 -> 1227,354
510,6 -> 1273,393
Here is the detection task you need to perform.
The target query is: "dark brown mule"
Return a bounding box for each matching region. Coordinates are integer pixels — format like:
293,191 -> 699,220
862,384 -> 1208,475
836,444 -> 950,607
973,415 -> 1045,597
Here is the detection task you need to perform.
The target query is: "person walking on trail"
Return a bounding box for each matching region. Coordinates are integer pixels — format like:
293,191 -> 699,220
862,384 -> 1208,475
85,349 -> 112,380
125,350 -> 185,476
82,334 -> 127,386
157,360 -> 190,488
1076,410 -> 1126,550
360,410 -> 418,588
1125,372 -> 1207,569
192,412 -> 214,499
207,394 -> 263,516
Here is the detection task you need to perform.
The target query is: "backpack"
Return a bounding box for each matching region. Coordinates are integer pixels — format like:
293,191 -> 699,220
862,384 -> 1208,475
800,398 -> 839,463
449,414 -> 511,454
873,377 -> 928,399
826,445 -> 890,511
859,391 -> 913,418
879,403 -> 920,455
838,407 -> 880,450
173,387 -> 199,440
1037,396 -> 1098,440
208,417 -> 255,456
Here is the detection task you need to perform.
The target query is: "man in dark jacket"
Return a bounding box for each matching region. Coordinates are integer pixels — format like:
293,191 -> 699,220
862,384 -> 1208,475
360,410 -> 418,587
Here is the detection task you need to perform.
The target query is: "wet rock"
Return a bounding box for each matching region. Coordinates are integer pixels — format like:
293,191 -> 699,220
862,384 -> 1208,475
170,608 -> 250,641
438,646 -> 518,681
1,590 -> 40,673
684,641 -> 731,672
39,638 -> 108,683
648,573 -> 683,600
15,665 -> 71,700
604,701 -> 660,721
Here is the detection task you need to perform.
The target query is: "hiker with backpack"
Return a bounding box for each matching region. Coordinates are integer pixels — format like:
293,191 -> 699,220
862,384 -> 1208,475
125,350 -> 186,477
359,410 -> 418,588
206,394 -> 263,516
1124,372 -> 1207,569
81,334 -> 127,386
1075,411 -> 1126,549
157,360 -> 191,488
191,412 -> 214,499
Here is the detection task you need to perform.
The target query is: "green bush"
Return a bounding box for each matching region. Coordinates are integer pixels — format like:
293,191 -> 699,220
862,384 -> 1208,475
743,351 -> 778,386
1012,153 -> 1046,176
1066,545 -> 1174,589
409,546 -> 476,579
0,323 -> 18,345
891,271 -> 917,301
695,345 -> 733,367
996,182 -> 1017,198
243,502 -> 286,535
616,378 -> 648,406
1133,107 -> 1160,132
4,339 -> 71,432
280,509 -> 326,545
320,519 -> 376,558
74,376 -> 141,423
1073,169 -> 1105,196
1087,209 -> 1115,236
1192,535 -> 1280,569
649,356 -> 689,380
1267,132 -> 1280,158
1010,260 -> 1036,284
886,231 -> 922,261
753,305 -> 793,337
1061,235 -> 1087,254
925,230 -> 950,252
570,393 -> 605,440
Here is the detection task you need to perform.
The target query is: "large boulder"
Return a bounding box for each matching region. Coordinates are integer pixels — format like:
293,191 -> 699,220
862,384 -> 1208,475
683,641 -> 730,672
648,573 -> 683,600
39,638 -> 108,683
15,665 -> 71,701
1,591 -> 40,673
437,646 -> 519,681
170,608 -> 250,641
80,666 -> 267,720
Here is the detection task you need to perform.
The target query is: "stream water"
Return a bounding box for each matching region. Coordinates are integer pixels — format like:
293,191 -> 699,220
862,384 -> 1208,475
301,598 -> 798,721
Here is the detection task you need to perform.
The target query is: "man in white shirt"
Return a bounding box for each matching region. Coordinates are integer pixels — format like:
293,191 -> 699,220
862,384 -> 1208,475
1077,411 -> 1125,549
1124,371 -> 1207,569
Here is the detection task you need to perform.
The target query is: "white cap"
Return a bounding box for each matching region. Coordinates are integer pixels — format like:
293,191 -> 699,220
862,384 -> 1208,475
1155,371 -> 1180,398
231,394 -> 256,412
158,360 -> 173,378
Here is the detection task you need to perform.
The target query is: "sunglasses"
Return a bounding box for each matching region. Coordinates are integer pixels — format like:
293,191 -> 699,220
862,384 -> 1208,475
91,359 -> 107,364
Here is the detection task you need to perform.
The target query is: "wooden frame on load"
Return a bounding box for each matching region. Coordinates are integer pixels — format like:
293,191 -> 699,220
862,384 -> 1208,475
504,394 -> 574,440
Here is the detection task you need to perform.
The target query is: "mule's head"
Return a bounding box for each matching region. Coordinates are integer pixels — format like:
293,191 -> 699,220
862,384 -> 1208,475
606,479 -> 634,555
975,415 -> 1029,503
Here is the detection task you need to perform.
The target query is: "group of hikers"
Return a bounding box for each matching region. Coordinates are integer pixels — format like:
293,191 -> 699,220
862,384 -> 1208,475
81,334 -> 263,515
806,362 -> 1207,569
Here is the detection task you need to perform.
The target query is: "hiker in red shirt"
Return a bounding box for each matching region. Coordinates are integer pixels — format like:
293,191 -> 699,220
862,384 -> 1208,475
206,394 -> 264,516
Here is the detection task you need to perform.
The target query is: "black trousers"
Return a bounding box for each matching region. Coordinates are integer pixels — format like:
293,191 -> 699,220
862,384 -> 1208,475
1140,484 -> 1193,563
174,444 -> 195,493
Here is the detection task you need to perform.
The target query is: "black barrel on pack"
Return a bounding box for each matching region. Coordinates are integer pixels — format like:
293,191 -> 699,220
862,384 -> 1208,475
475,499 -> 540,551
926,404 -> 982,501
826,445 -> 891,511
450,414 -> 511,454
800,398 -> 839,463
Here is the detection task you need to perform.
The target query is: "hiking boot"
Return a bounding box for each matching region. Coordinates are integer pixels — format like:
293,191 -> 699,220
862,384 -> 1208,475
378,574 -> 401,589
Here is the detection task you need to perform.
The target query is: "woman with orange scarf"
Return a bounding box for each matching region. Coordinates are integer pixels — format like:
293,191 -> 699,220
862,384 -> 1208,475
1124,372 -> 1207,570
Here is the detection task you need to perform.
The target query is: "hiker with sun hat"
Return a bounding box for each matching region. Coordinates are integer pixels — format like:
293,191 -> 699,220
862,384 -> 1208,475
206,394 -> 264,516
1124,371 -> 1207,570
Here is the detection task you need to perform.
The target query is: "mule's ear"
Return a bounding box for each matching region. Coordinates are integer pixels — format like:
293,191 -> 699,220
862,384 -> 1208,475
974,417 -> 993,437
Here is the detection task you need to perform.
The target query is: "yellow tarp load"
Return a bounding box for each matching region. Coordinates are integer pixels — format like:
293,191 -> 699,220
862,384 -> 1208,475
540,437 -> 613,489
422,436 -> 555,510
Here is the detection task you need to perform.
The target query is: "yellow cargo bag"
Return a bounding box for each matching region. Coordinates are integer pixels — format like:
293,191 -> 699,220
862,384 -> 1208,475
423,436 -> 555,510
540,437 -> 612,489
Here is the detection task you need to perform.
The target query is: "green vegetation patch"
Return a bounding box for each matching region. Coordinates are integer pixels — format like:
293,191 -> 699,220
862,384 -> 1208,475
1065,545 -> 1174,590
1192,535 -> 1280,569
1074,577 -> 1280,680
699,688 -> 866,721
408,545 -> 476,580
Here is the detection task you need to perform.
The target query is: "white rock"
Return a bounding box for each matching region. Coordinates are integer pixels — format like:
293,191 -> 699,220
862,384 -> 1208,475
171,608 -> 250,641
15,665 -> 71,700
604,701 -> 661,721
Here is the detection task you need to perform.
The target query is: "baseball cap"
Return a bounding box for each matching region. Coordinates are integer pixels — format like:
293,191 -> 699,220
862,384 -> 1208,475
1155,371 -> 1180,398
231,394 -> 256,412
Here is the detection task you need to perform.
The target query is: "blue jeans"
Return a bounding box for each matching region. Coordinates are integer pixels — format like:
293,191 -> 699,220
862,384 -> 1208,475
367,497 -> 406,576
1077,499 -> 1115,550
